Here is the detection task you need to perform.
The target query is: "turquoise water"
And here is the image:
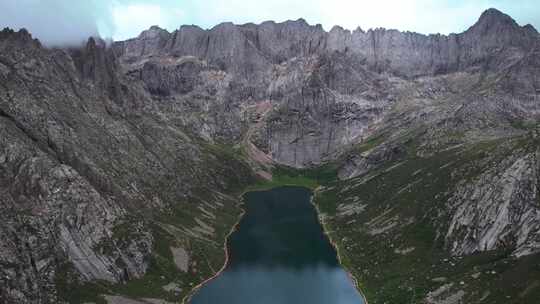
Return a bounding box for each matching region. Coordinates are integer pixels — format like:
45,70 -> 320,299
189,186 -> 364,304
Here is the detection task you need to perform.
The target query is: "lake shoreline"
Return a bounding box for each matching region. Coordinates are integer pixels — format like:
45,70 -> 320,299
311,186 -> 369,304
181,197 -> 246,304
184,185 -> 368,304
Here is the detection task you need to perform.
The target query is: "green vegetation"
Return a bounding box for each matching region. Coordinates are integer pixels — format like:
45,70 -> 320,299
313,135 -> 540,304
352,132 -> 388,154
106,187 -> 245,302
56,133 -> 540,304
245,163 -> 338,192
55,262 -> 108,304
109,225 -> 183,301
56,140 -> 253,304
509,118 -> 540,130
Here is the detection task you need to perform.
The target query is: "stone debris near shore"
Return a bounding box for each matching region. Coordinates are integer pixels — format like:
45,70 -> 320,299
170,246 -> 190,272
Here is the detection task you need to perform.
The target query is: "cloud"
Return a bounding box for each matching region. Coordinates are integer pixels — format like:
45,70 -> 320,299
0,0 -> 114,46
111,3 -> 184,40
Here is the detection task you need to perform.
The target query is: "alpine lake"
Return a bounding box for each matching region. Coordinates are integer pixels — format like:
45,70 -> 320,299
189,186 -> 364,304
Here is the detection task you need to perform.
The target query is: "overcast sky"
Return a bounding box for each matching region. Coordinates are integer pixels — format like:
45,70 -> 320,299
1,0 -> 539,45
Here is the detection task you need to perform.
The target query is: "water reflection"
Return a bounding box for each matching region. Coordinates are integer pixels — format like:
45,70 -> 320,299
190,186 -> 364,304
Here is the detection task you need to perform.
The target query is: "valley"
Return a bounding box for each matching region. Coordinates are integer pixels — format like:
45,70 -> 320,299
0,7 -> 539,304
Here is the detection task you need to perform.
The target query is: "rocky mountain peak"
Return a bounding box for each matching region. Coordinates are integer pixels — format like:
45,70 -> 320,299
114,25 -> 171,58
86,36 -> 107,49
149,25 -> 165,31
0,27 -> 41,48
212,21 -> 236,30
523,23 -> 539,35
468,7 -> 531,35
478,8 -> 515,23
137,25 -> 170,41
179,24 -> 204,31
283,18 -> 310,27
114,8 -> 540,80
329,25 -> 346,32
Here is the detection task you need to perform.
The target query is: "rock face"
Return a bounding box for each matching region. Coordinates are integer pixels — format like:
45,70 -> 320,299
112,8 -> 539,167
0,28 -> 253,303
115,9 -> 538,78
114,23 -> 394,167
0,7 -> 540,304
447,147 -> 540,257
0,30 -> 151,303
328,8 -> 539,76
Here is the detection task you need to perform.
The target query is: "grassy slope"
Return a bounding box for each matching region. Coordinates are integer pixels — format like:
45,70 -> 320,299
313,134 -> 540,304
55,142 -> 255,304
245,163 -> 339,191
56,140 -> 341,304
56,191 -> 245,304
57,132 -> 540,304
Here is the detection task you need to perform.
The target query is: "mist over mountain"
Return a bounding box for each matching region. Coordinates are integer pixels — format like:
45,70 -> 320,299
0,0 -> 114,46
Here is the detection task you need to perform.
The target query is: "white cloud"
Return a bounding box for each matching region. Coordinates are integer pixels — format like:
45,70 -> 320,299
111,3 -> 185,40
0,0 -> 110,46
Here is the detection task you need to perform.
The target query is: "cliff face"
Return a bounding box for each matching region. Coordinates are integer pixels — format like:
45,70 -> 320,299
0,28 -> 253,303
446,146 -> 540,257
0,7 -> 539,304
112,8 -> 539,167
328,8 -> 539,76
314,133 -> 540,304
115,9 -> 538,78
113,20 -> 394,167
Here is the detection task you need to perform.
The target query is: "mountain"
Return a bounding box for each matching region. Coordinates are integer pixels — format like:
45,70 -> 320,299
112,8 -> 539,168
0,8 -> 539,304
